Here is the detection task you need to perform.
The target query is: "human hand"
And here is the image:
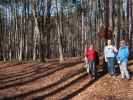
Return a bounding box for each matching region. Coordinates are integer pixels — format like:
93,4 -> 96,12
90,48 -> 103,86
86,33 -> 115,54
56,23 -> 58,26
113,47 -> 118,52
105,58 -> 108,62
118,60 -> 120,64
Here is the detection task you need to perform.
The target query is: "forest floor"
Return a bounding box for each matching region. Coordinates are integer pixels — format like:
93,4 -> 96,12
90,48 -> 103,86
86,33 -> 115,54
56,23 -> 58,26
0,58 -> 133,100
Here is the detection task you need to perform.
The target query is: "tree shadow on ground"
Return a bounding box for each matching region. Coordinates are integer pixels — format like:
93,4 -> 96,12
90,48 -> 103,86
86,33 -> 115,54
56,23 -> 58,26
4,69 -> 85,99
3,61 -> 130,100
0,61 -> 82,90
27,65 -> 107,100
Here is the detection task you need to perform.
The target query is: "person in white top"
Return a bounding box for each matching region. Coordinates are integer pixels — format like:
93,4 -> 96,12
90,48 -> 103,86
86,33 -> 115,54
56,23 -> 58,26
104,39 -> 118,76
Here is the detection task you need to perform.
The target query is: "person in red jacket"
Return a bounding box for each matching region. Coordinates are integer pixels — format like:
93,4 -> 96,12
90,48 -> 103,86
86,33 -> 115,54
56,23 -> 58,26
85,44 -> 97,78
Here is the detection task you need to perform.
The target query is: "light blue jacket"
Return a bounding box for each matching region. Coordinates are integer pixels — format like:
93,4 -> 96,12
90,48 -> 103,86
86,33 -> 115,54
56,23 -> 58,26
117,46 -> 129,63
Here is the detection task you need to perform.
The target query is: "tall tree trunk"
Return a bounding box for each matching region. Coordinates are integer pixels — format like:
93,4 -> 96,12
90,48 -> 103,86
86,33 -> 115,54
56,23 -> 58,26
19,0 -> 23,62
31,1 -> 40,61
56,0 -> 64,63
109,0 -> 114,30
128,0 -> 132,49
46,0 -> 51,58
81,10 -> 84,56
57,21 -> 64,63
104,0 -> 109,29
40,0 -> 48,62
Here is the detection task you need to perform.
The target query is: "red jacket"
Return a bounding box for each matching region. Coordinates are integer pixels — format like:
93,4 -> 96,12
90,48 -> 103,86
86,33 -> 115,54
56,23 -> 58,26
86,48 -> 96,61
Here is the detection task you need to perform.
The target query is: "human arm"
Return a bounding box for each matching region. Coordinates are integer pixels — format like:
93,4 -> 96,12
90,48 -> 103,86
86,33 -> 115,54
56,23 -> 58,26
117,47 -> 129,63
104,47 -> 108,62
113,46 -> 118,53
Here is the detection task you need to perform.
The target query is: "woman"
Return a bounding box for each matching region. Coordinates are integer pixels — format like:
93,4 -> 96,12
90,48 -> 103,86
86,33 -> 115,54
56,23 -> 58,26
104,39 -> 118,76
85,44 -> 97,78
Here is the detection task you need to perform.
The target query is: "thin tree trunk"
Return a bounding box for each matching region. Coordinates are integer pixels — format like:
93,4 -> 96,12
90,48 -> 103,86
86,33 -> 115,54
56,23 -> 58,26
57,21 -> 64,63
31,1 -> 40,61
128,0 -> 132,49
19,1 -> 23,62
56,0 -> 64,63
109,0 -> 114,30
81,11 -> 84,56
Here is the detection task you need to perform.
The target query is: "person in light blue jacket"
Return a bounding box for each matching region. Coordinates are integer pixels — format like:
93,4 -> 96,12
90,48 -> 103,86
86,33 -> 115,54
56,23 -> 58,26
117,40 -> 130,80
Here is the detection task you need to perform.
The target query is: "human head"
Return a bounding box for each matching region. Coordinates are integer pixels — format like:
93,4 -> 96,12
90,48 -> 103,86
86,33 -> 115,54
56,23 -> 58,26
120,40 -> 126,47
107,39 -> 112,45
89,44 -> 94,49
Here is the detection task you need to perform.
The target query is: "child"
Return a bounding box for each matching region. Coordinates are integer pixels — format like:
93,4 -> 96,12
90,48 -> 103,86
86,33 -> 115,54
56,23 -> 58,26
117,40 -> 130,80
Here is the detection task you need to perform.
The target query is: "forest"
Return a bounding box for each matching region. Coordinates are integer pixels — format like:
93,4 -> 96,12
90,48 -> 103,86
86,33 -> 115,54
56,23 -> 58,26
0,0 -> 133,62
1,0 -> 133,100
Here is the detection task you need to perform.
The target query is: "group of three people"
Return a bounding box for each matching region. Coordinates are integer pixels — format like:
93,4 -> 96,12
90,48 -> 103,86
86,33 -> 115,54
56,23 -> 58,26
85,39 -> 130,80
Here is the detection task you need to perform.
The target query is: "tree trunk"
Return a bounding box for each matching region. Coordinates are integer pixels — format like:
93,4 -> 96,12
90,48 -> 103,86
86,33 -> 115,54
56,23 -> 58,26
81,11 -> 84,56
128,0 -> 132,49
109,0 -> 114,30
56,0 -> 64,63
31,2 -> 40,61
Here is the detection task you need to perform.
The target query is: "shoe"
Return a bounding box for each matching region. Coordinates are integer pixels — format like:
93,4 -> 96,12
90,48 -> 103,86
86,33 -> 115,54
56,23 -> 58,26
121,78 -> 125,81
108,74 -> 112,78
112,76 -> 116,79
126,78 -> 131,81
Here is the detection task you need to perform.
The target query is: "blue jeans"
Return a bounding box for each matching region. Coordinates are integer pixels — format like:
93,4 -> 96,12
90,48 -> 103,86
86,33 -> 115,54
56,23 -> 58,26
107,57 -> 115,75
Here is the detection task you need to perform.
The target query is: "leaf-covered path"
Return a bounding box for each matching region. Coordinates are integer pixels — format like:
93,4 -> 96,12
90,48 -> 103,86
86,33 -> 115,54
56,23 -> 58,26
0,59 -> 133,100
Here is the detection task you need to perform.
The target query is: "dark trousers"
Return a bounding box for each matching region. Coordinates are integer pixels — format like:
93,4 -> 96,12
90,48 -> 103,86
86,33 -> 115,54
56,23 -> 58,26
89,61 -> 97,76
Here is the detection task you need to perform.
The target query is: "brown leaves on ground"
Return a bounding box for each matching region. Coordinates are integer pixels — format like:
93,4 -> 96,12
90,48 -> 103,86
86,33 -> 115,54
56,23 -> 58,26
0,59 -> 133,100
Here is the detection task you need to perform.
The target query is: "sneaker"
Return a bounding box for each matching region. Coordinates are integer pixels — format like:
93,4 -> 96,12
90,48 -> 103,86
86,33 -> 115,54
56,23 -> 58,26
125,78 -> 131,81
